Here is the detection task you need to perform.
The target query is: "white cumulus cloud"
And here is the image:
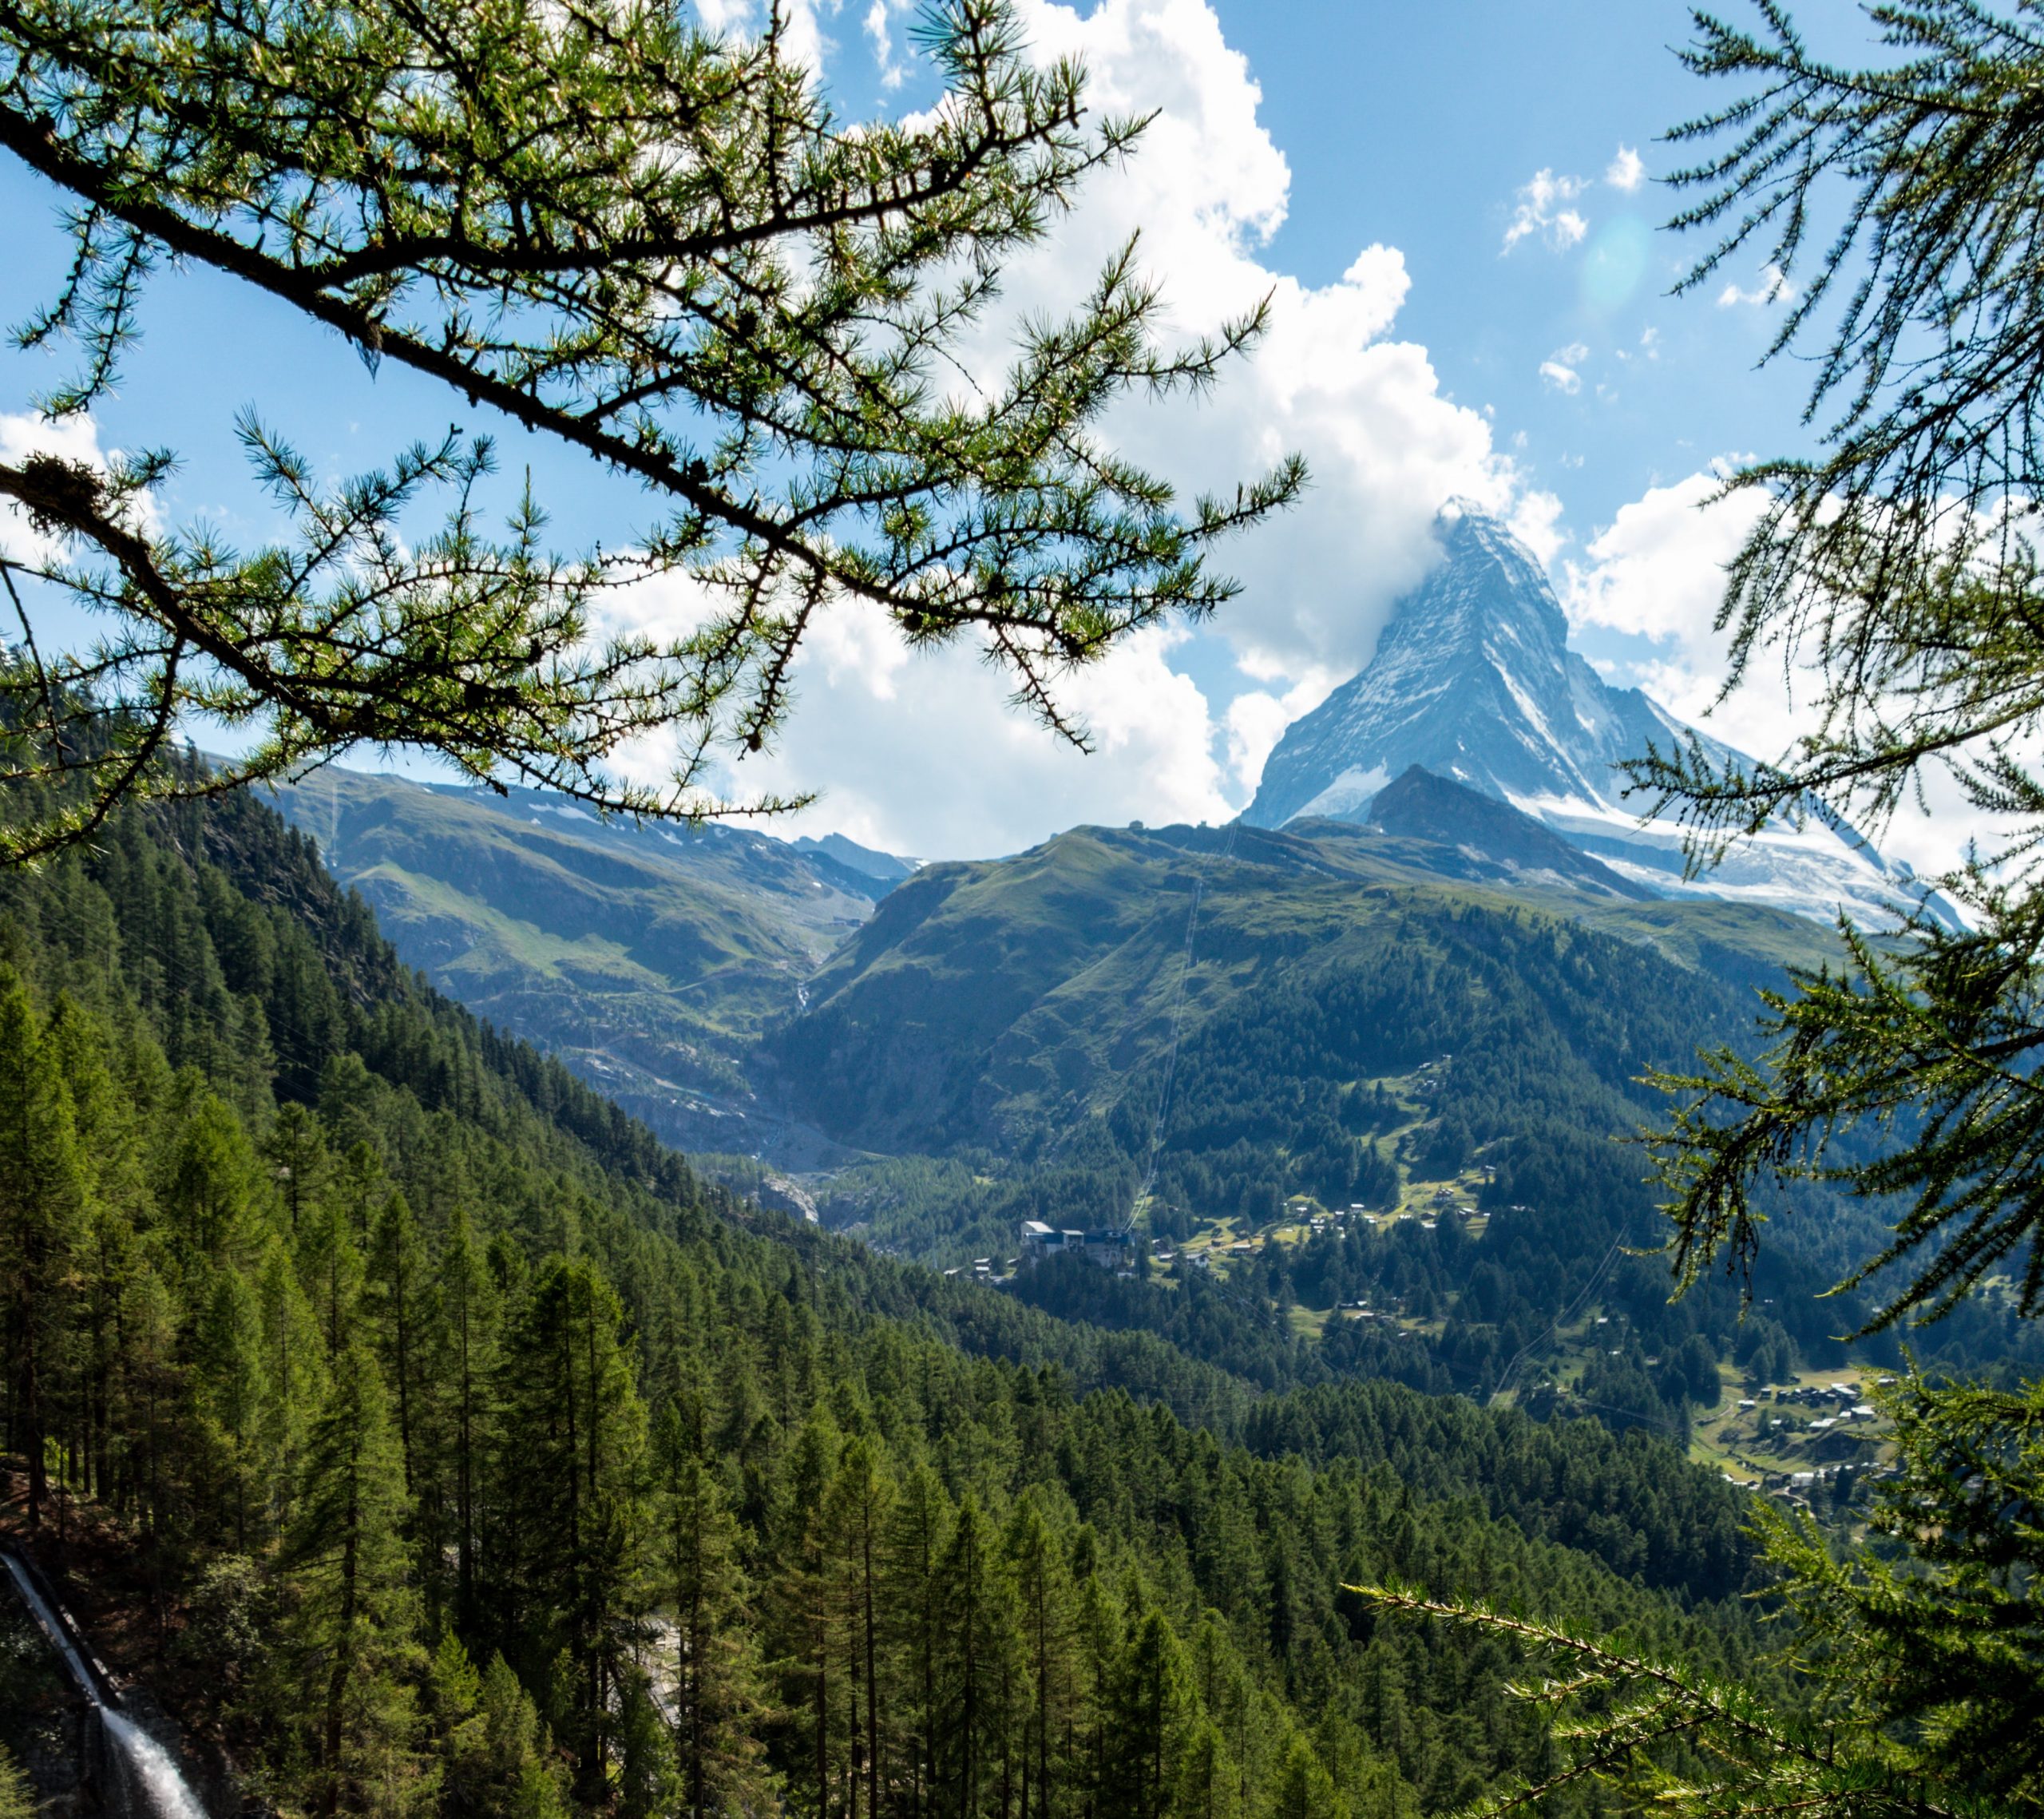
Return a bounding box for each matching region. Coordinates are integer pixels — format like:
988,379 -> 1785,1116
0,411 -> 154,567
607,0 -> 1539,857
1222,668 -> 1341,797
981,0 -> 1524,684
1560,473 -> 1763,660
715,612 -> 1239,858
1507,489 -> 1568,566
1604,145 -> 1646,192
1560,472 -> 2005,879
691,0 -> 831,72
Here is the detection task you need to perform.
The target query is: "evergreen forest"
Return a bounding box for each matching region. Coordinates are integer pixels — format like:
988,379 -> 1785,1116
0,784 -> 1773,1818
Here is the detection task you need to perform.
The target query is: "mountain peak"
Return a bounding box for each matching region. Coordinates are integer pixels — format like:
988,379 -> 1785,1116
1436,501 -> 1565,612
1242,509 -> 1947,927
1245,508 -> 1643,826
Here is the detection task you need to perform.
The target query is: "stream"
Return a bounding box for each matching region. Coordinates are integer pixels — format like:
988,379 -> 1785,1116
1,1550 -> 210,1819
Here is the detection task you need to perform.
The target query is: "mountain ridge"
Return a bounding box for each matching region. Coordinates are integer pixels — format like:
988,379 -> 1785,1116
264,767 -> 907,1160
1359,764 -> 1653,901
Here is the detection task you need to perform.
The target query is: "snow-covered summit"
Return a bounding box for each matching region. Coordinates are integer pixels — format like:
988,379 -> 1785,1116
1241,505 -> 1943,927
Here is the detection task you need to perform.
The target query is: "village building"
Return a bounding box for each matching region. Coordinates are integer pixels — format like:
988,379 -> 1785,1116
1019,1220 -> 1131,1268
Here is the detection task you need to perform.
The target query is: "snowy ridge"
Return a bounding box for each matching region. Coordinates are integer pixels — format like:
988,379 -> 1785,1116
1242,505 -> 1947,928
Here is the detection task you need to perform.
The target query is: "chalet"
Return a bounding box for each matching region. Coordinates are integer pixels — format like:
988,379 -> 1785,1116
1019,1221 -> 1130,1269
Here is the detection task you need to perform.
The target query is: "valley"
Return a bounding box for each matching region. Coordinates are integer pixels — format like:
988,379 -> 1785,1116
0,512 -> 2010,1819
245,515 -> 2025,1492
0,781 -> 1780,1819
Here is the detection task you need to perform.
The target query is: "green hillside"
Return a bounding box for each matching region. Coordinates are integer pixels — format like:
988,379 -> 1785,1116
246,785 -> 1983,1448
766,819 -> 2038,1430
266,769 -> 892,1159
770,818 -> 1838,1155
243,763 -> 2002,1455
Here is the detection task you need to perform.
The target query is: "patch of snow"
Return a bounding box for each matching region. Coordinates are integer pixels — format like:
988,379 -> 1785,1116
1295,766 -> 1390,821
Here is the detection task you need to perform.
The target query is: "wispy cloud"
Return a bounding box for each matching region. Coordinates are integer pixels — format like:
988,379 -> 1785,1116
1716,264 -> 1796,308
1539,342 -> 1589,393
1503,168 -> 1588,252
1614,326 -> 1660,366
865,0 -> 913,89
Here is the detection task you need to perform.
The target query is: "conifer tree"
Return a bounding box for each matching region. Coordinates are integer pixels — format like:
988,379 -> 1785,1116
433,1206 -> 497,1629
0,967 -> 86,1526
266,1102 -> 331,1241
653,1405 -> 770,1819
615,1670 -> 682,1819
257,1238 -> 326,1532
1005,1494 -> 1079,1819
824,1438 -> 895,1819
1110,1610 -> 1193,1819
193,1266 -> 270,1547
1265,1738 -> 1340,1819
1071,1549 -> 1123,1819
936,1496 -> 1021,1819
368,1191 -> 429,1497
285,1340 -> 421,1819
885,1463 -> 957,1819
494,1257 -> 648,1799
476,1653 -> 571,1819
118,1262 -> 180,1540
426,1631 -> 490,1819
1186,1617 -> 1254,1819
163,1088 -> 264,1269
302,1188 -> 368,1365
0,0 -> 1300,859
42,991 -> 137,1508
46,991 -> 143,1219
1175,1721 -> 1242,1819
767,1411 -> 845,1819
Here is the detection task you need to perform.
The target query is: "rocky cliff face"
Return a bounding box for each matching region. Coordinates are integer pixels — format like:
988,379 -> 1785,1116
1243,505 -> 1943,926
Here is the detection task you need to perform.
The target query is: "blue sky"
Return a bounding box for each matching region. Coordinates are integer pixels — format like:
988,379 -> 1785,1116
1223,2 -> 1793,521
0,0 -> 1903,861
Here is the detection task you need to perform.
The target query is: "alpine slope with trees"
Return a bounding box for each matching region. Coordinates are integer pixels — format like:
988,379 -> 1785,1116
767,814 -> 2042,1416
0,773 -> 1776,1819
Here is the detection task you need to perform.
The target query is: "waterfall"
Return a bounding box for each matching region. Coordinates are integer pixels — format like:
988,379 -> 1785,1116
2,1549 -> 212,1819
101,1713 -> 209,1819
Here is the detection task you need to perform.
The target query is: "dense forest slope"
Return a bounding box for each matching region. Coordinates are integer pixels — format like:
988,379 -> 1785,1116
0,785 -> 1769,1819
